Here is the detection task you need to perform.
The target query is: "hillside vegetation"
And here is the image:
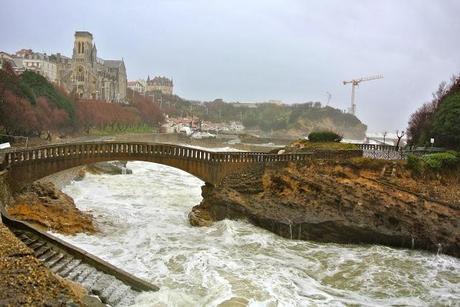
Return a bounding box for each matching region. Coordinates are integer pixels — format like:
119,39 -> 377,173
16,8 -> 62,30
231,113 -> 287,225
153,92 -> 367,139
0,64 -> 163,138
408,74 -> 460,150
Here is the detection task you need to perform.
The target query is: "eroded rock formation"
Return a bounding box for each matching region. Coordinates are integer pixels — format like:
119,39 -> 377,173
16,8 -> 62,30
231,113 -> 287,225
7,182 -> 97,235
85,161 -> 132,175
6,161 -> 133,236
190,160 -> 460,257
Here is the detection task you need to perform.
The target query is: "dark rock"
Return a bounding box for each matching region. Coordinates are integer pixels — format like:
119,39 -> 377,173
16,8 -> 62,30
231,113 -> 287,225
85,161 -> 132,175
81,294 -> 105,307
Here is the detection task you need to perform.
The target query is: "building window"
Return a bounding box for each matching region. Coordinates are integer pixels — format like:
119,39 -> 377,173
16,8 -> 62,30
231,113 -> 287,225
78,42 -> 85,54
77,66 -> 84,82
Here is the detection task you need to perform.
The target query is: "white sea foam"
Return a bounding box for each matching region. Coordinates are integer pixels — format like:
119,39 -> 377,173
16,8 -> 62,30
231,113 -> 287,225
55,161 -> 460,306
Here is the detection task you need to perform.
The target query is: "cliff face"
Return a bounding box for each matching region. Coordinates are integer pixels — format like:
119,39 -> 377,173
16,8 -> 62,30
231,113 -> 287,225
7,182 -> 97,235
190,160 -> 459,257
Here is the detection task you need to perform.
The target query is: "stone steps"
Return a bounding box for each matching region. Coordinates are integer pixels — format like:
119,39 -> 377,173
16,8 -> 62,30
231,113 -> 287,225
13,229 -> 142,306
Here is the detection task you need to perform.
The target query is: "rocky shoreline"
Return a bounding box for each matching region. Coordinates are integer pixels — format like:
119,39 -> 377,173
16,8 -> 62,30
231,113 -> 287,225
5,160 -> 132,235
190,159 -> 460,258
0,161 -> 132,306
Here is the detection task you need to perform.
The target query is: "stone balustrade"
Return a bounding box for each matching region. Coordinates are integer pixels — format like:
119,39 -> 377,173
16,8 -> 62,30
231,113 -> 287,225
1,142 -> 313,167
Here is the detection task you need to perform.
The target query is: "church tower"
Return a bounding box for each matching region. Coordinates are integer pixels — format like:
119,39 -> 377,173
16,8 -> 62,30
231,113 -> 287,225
73,31 -> 93,62
72,31 -> 96,99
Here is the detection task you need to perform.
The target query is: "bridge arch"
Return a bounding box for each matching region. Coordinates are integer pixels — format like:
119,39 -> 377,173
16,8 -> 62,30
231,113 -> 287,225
1,141 -> 315,192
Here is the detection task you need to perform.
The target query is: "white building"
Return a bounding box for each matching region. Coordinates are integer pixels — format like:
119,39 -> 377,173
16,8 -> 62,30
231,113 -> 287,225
0,51 -> 26,74
127,80 -> 145,94
0,51 -> 13,70
22,53 -> 58,83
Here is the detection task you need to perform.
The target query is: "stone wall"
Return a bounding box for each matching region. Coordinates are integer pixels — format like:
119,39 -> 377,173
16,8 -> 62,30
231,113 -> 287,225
311,149 -> 363,160
0,171 -> 13,222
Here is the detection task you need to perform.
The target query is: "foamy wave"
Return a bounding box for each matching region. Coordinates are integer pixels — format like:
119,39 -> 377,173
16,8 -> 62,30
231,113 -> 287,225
56,161 -> 460,306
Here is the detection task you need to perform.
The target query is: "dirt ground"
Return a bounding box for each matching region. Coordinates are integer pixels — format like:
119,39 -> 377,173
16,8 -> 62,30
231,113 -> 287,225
0,223 -> 84,306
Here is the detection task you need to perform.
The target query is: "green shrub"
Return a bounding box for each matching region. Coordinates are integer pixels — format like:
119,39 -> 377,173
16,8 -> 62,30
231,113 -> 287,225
407,151 -> 459,174
421,152 -> 458,170
308,131 -> 343,142
406,155 -> 423,174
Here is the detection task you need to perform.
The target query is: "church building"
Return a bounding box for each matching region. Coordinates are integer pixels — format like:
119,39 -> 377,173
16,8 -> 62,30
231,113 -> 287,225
54,31 -> 127,103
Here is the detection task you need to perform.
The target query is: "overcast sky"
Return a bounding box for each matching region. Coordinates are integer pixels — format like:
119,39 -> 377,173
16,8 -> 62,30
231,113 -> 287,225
1,0 -> 459,132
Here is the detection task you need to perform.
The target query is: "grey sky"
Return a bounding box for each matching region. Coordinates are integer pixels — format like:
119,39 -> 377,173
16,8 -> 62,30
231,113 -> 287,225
1,0 -> 459,132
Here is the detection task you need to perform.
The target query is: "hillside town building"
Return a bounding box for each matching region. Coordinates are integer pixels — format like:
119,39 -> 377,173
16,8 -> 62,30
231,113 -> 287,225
127,80 -> 146,94
0,51 -> 55,79
128,75 -> 174,96
0,52 -> 13,70
22,53 -> 58,83
146,76 -> 173,95
15,49 -> 33,58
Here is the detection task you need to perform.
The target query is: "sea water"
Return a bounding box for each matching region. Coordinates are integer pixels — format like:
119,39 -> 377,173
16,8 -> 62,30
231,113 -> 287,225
57,161 -> 460,306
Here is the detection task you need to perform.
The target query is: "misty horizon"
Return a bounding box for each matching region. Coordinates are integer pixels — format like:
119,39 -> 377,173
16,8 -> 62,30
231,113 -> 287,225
1,0 -> 459,132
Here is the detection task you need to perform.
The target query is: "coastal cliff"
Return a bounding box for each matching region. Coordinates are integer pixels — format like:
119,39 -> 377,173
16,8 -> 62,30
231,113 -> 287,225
190,159 -> 460,257
7,182 -> 97,235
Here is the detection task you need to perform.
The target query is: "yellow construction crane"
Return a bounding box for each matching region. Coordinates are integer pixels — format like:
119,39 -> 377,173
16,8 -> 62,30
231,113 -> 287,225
343,74 -> 383,115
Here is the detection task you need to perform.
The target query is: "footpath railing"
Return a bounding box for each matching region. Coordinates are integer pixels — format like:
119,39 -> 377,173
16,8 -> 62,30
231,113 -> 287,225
355,144 -> 404,160
355,144 -> 401,152
355,144 -> 444,160
1,142 -> 316,169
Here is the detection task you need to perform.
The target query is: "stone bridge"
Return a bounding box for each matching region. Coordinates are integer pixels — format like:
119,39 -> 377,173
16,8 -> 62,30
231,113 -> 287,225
0,141 -> 363,192
0,142 -> 296,191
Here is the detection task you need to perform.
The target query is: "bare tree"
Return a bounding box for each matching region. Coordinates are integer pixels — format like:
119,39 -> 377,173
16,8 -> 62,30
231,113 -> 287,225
395,130 -> 406,149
